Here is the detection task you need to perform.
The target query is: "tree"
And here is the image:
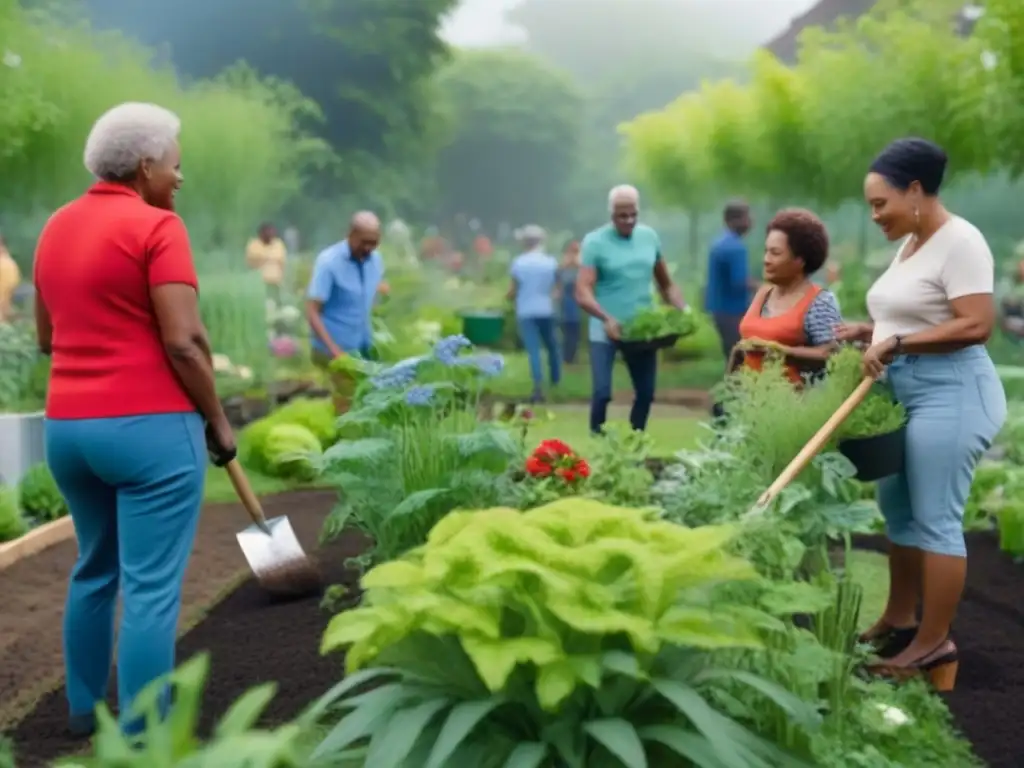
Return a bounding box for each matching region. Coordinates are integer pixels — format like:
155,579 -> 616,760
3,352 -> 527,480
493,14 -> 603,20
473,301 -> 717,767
56,0 -> 459,202
431,48 -> 584,230
621,0 -> 998,215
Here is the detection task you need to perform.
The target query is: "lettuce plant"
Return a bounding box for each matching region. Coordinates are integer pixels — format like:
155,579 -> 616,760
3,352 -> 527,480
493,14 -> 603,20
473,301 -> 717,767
312,500 -> 822,766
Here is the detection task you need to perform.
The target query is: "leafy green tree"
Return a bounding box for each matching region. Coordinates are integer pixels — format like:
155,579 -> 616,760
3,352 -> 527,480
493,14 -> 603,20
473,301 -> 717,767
432,48 -> 584,230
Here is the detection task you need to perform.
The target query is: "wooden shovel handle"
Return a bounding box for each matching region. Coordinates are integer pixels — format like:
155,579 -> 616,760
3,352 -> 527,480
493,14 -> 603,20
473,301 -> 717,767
225,460 -> 270,529
754,376 -> 875,509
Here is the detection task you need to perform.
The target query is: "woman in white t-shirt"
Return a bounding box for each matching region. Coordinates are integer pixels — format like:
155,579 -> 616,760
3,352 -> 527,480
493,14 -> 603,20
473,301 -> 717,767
836,138 -> 1006,691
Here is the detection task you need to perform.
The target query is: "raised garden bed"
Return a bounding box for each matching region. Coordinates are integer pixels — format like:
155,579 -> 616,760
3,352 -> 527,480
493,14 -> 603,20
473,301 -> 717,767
853,532 -> 1024,768
1,490 -> 348,766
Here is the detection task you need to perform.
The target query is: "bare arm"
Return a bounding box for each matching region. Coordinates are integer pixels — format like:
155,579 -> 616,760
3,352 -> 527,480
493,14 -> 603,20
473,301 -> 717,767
152,284 -> 229,431
653,259 -> 686,310
574,265 -> 611,322
898,294 -> 994,352
306,299 -> 344,358
34,294 -> 53,355
506,277 -> 517,302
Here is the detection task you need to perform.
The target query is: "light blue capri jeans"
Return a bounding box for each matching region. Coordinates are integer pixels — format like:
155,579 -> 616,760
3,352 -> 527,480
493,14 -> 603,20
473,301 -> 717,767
878,346 -> 1006,557
46,412 -> 206,731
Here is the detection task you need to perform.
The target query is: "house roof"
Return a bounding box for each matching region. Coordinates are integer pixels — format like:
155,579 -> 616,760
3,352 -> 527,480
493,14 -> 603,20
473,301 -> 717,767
765,0 -> 981,64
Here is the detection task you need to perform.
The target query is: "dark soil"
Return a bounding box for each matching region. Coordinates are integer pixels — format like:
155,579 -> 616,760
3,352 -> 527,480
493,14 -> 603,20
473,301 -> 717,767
854,532 -> 1024,768
4,490 -> 353,767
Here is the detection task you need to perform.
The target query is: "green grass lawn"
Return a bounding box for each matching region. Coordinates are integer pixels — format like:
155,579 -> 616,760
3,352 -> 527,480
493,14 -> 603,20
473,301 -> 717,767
521,403 -> 706,458
847,549 -> 889,630
487,350 -> 724,403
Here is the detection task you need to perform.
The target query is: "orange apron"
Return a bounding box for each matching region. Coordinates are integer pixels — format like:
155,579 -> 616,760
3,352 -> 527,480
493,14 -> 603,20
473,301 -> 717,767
738,284 -> 821,385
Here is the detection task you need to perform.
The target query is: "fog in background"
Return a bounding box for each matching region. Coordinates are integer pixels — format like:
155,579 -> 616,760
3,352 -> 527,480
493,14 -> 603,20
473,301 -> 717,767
442,0 -> 821,53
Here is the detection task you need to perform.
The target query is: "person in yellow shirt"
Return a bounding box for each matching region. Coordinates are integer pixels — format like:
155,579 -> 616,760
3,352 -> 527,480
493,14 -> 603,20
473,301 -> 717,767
0,234 -> 21,322
245,222 -> 287,300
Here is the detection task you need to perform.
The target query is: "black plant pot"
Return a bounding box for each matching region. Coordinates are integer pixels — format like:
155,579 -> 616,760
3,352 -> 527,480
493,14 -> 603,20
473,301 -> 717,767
838,424 -> 906,482
615,333 -> 681,354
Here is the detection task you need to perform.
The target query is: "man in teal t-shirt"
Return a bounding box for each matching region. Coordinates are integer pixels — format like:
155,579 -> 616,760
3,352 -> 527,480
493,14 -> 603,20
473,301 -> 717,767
576,185 -> 687,434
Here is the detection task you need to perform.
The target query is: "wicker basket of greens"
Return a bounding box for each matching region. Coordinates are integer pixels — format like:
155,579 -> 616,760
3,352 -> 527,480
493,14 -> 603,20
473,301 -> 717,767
616,306 -> 697,353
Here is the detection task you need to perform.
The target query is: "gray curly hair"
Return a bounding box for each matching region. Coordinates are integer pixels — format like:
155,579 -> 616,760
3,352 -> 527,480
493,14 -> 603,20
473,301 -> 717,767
83,102 -> 181,181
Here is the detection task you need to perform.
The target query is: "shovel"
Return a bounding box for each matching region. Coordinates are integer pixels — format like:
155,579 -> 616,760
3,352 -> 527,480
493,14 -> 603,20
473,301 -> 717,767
225,459 -> 323,598
746,376 -> 876,517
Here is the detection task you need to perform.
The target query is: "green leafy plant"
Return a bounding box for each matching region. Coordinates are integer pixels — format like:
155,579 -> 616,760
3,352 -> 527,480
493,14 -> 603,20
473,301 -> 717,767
55,653 -> 307,767
584,423 -> 656,507
17,463 -> 68,523
0,486 -> 28,542
313,337 -> 516,562
0,321 -> 40,412
312,499 -> 823,766
836,392 -> 906,440
238,397 -> 336,477
621,306 -> 697,341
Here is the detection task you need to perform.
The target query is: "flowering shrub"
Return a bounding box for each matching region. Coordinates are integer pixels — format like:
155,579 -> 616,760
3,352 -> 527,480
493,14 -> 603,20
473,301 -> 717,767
524,439 -> 590,483
313,335 -> 517,562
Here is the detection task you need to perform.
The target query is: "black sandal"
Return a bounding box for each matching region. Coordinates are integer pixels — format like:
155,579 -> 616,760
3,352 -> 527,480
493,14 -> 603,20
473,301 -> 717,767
858,623 -> 918,658
868,639 -> 959,692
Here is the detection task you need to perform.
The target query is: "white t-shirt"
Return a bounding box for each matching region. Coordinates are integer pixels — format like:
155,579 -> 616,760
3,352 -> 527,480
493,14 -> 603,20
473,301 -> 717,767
867,216 -> 993,344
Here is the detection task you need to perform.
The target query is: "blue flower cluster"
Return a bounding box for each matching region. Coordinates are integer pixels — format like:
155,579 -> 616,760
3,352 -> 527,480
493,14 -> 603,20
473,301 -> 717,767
433,334 -> 471,365
405,384 -> 437,406
454,353 -> 504,378
371,357 -> 422,389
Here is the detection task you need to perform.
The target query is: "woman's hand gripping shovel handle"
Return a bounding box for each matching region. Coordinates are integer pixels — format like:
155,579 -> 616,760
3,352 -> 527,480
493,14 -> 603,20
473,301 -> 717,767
206,424 -> 272,535
745,376 -> 875,518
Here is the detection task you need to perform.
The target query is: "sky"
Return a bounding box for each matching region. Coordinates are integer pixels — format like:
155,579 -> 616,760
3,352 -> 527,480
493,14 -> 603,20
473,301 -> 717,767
440,0 -> 821,48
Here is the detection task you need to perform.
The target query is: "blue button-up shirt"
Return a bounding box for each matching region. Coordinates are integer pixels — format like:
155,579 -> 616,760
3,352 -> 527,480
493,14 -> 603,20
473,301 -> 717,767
306,240 -> 384,355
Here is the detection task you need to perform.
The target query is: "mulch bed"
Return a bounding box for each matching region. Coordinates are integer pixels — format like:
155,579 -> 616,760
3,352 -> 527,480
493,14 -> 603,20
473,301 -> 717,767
3,489 -> 355,767
854,532 -> 1024,768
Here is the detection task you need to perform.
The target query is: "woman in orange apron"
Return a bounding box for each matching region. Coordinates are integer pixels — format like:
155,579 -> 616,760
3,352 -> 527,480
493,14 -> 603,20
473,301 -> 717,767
737,208 -> 842,383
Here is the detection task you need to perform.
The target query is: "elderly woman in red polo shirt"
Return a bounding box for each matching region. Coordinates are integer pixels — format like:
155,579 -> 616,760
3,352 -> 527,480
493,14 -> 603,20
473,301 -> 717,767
33,102 -> 236,736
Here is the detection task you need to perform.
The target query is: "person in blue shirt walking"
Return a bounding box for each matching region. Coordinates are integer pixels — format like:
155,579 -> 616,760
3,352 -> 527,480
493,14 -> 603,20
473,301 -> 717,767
555,239 -> 582,364
306,211 -> 385,410
509,225 -> 560,402
576,185 -> 687,434
705,200 -> 756,360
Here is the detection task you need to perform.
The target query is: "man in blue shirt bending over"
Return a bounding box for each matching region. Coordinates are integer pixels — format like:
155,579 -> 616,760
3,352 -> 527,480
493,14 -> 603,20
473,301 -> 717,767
306,211 -> 385,410
705,200 -> 755,361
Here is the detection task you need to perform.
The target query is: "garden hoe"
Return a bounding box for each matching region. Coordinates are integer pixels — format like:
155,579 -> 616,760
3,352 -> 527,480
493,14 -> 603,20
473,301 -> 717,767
745,376 -> 876,518
226,459 -> 323,599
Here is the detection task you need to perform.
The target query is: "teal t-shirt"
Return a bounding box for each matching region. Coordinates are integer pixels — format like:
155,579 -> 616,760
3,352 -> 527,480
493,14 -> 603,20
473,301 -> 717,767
581,223 -> 661,342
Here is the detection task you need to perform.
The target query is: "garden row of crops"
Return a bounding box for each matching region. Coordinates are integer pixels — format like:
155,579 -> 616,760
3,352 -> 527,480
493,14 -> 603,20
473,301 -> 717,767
10,296 -> 1024,764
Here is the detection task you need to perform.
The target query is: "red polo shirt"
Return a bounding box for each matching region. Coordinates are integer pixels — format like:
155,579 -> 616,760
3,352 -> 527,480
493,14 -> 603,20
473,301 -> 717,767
34,182 -> 199,419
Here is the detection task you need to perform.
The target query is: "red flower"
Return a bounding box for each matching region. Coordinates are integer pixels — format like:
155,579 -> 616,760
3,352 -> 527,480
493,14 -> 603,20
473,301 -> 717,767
558,468 -> 577,482
574,459 -> 590,478
535,439 -> 572,459
525,455 -> 552,477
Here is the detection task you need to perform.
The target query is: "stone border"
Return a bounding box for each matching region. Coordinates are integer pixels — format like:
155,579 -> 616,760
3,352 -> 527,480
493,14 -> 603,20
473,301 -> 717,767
0,516 -> 75,571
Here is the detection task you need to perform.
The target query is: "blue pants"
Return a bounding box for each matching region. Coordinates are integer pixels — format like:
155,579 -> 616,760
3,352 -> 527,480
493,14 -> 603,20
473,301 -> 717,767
561,321 -> 581,364
590,341 -> 657,433
518,316 -> 561,391
46,412 -> 206,729
878,347 -> 1006,557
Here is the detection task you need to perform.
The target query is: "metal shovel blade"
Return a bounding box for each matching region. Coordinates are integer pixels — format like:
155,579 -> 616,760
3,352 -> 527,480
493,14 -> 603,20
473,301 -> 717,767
235,515 -> 308,579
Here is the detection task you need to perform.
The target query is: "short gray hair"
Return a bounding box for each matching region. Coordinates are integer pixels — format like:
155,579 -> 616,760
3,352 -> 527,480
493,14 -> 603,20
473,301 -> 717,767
517,224 -> 546,246
608,184 -> 640,212
83,102 -> 181,181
